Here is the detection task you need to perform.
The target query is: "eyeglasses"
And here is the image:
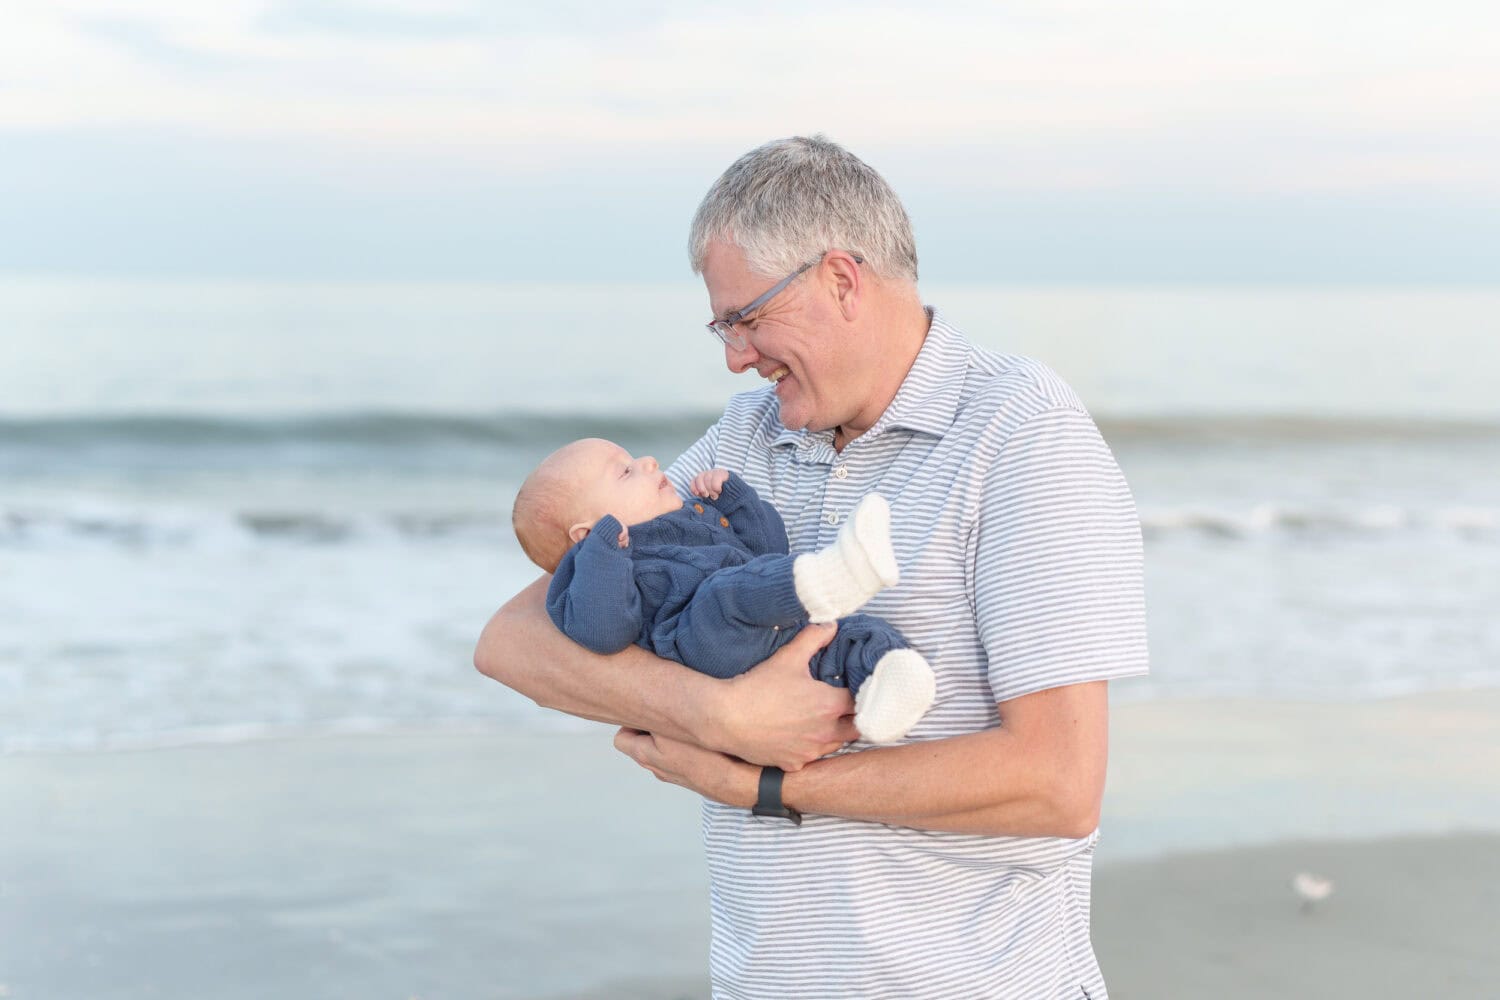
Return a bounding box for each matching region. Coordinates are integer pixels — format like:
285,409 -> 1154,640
706,253 -> 864,351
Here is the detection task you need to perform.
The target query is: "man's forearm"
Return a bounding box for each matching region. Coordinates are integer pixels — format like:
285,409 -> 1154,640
781,727 -> 1099,838
771,681 -> 1108,838
789,681 -> 1107,837
474,575 -> 725,745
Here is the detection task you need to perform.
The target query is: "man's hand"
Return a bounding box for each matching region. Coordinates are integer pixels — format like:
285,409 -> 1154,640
614,728 -> 760,807
711,624 -> 857,770
617,524 -> 629,547
690,468 -> 732,500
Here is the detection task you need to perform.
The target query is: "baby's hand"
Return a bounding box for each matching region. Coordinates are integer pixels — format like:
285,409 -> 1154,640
691,468 -> 731,500
617,525 -> 630,548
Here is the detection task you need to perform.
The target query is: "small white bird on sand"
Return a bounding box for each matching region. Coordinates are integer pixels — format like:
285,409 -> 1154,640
1292,872 -> 1335,912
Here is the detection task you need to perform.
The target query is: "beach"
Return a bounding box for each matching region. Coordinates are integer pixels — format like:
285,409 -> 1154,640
1095,833 -> 1498,999
5,690 -> 1498,999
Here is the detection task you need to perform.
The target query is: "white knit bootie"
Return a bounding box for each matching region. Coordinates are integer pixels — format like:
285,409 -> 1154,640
793,493 -> 900,624
854,649 -> 936,745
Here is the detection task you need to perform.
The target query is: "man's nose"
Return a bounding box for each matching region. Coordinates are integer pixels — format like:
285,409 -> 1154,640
724,340 -> 758,374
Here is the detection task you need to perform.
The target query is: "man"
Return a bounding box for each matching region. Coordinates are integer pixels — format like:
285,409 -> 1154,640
475,135 -> 1148,999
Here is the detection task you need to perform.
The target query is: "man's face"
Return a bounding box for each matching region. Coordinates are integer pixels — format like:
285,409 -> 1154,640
558,438 -> 682,531
701,241 -> 857,435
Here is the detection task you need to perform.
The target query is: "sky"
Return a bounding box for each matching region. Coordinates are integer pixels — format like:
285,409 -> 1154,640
2,0 -> 1498,283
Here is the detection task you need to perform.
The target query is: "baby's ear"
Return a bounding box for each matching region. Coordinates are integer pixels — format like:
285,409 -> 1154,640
567,521 -> 593,544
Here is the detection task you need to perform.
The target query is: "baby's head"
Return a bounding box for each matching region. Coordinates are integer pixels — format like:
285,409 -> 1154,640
513,438 -> 683,571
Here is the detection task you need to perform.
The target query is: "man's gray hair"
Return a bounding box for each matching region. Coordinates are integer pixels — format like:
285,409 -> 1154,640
688,135 -> 918,283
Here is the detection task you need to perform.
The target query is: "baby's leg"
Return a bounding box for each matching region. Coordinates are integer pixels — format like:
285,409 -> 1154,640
812,614 -> 935,745
667,554 -> 805,679
793,493 -> 900,623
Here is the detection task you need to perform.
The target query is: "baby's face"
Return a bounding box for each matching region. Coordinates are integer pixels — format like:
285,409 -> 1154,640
558,438 -> 683,531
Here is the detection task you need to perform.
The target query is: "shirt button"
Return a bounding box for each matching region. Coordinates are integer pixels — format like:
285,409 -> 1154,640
824,511 -> 840,526
833,466 -> 849,479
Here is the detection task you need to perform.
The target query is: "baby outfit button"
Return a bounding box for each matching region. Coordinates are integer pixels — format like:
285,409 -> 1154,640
833,466 -> 848,479
693,503 -> 704,513
719,517 -> 730,527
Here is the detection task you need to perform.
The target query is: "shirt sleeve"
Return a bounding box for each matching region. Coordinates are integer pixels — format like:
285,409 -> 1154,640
970,406 -> 1149,704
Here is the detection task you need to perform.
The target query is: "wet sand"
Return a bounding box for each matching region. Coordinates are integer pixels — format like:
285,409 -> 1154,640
3,691 -> 1498,998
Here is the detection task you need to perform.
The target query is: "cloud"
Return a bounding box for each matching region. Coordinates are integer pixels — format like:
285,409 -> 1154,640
254,0 -> 709,40
1,0 -> 1496,196
1,0 -> 1495,281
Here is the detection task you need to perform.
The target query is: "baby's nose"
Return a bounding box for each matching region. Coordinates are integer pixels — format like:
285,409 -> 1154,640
640,456 -> 659,473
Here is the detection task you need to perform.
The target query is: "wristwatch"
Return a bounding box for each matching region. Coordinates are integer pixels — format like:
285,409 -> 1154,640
752,766 -> 803,825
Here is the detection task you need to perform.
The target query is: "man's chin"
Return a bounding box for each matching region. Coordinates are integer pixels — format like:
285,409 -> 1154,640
774,400 -> 819,433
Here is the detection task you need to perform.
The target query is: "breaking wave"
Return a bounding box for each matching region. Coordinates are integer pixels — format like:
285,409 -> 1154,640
4,500 -> 1496,550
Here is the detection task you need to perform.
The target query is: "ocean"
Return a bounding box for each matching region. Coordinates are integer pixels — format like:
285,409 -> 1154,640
3,278 -> 1498,754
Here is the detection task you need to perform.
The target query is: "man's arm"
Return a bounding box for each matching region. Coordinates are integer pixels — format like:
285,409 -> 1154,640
475,576 -> 858,769
616,680 -> 1108,838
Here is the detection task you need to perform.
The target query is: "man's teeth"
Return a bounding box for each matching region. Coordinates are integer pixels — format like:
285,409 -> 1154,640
767,366 -> 790,383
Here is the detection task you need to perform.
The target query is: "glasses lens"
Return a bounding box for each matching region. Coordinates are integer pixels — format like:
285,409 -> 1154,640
709,321 -> 747,350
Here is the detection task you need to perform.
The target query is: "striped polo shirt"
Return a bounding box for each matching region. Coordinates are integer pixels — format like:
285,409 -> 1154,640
664,310 -> 1149,1000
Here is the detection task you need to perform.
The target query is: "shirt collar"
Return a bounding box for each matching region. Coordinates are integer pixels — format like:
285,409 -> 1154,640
770,424 -> 815,449
865,308 -> 967,440
769,307 -> 968,452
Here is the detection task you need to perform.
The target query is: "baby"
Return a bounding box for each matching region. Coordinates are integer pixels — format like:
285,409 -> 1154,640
512,438 -> 936,744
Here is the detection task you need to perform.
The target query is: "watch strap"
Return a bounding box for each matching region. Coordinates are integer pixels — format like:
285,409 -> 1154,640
752,765 -> 803,825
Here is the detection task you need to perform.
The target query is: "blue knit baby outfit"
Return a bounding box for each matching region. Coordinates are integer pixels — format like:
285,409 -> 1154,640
545,472 -> 908,690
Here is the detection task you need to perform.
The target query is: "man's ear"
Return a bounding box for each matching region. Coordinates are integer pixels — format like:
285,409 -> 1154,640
568,521 -> 593,544
824,249 -> 863,321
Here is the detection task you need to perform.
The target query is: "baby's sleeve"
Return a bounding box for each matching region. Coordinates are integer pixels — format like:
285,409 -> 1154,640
713,472 -> 790,556
545,514 -> 644,655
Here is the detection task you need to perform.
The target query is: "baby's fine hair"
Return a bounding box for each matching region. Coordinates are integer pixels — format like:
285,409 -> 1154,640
512,460 -> 575,574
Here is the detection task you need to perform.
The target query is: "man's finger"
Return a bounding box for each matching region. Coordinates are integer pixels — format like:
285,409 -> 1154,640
787,622 -> 838,654
804,721 -> 858,764
613,727 -> 649,756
